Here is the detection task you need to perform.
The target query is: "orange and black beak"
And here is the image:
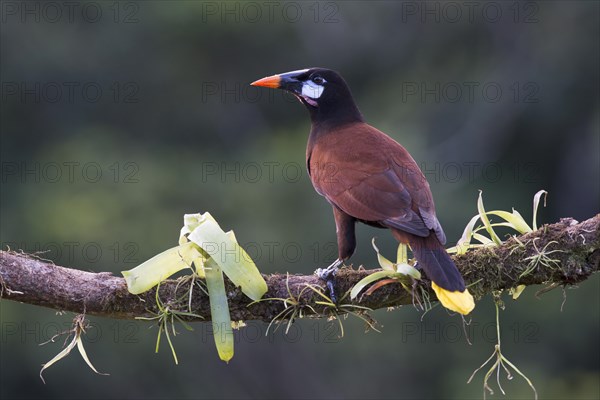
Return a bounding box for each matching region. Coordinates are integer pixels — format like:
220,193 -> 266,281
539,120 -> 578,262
250,74 -> 281,89
251,70 -> 306,95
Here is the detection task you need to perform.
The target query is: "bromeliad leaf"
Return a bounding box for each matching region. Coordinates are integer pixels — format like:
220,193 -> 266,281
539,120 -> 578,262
372,239 -> 420,278
204,257 -> 234,363
123,212 -> 269,364
396,263 -> 421,279
532,190 -> 547,231
351,270 -> 401,299
76,335 -> 105,376
451,215 -> 480,254
186,212 -> 267,301
477,190 -> 502,245
487,210 -> 532,234
450,190 -> 547,254
122,242 -> 201,295
179,213 -> 205,244
509,285 -> 527,300
371,238 -> 395,271
39,315 -> 107,383
352,242 -> 421,300
123,212 -> 267,300
396,243 -> 408,264
472,233 -> 494,245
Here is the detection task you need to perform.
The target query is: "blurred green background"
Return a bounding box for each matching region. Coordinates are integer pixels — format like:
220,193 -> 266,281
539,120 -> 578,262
1,1 -> 598,399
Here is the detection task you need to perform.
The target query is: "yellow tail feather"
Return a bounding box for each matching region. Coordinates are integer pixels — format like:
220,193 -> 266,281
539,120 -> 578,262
431,282 -> 475,315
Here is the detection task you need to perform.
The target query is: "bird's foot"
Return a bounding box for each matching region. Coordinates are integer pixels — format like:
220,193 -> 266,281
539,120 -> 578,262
315,259 -> 343,304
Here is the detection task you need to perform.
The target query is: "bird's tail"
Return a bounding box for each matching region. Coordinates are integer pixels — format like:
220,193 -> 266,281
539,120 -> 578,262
392,230 -> 474,315
409,234 -> 465,292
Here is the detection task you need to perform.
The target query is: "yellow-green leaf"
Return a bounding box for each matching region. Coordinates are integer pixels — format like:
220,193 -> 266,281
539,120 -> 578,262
396,243 -> 408,264
511,209 -> 532,233
509,285 -> 527,300
472,233 -> 494,245
395,263 -> 421,280
351,270 -> 401,299
179,213 -> 205,245
532,190 -> 547,231
204,258 -> 234,363
455,214 -> 480,254
371,238 -> 395,271
76,336 -> 108,376
477,190 -> 502,245
40,335 -> 78,383
122,242 -> 200,295
187,212 -> 267,301
487,210 -> 532,234
39,318 -> 107,383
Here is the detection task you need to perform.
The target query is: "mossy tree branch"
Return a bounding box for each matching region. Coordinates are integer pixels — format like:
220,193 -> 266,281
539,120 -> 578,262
1,215 -> 598,322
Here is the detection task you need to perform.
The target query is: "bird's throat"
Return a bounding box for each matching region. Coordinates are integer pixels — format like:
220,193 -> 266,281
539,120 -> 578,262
294,94 -> 319,107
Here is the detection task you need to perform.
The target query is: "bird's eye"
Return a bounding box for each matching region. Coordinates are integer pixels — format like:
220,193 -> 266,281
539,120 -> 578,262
312,76 -> 325,85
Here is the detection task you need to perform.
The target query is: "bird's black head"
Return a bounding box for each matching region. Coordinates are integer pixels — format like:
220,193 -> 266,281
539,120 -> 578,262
251,67 -> 364,127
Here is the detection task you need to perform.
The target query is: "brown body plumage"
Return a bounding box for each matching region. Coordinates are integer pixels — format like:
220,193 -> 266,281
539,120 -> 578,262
308,121 -> 464,291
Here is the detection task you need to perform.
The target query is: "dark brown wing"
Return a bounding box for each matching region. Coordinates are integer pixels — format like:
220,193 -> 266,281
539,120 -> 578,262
308,123 -> 446,244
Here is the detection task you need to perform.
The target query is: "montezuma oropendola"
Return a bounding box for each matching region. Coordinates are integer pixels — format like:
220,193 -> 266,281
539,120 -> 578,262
251,68 -> 474,314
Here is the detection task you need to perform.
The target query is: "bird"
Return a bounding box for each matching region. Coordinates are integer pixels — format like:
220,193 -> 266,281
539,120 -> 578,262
251,68 -> 474,315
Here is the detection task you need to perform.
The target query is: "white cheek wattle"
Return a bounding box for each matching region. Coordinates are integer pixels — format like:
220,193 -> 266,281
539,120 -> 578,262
301,81 -> 324,99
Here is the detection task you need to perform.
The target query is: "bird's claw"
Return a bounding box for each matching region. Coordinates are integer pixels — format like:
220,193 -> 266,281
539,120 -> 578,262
315,264 -> 338,280
315,259 -> 342,304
